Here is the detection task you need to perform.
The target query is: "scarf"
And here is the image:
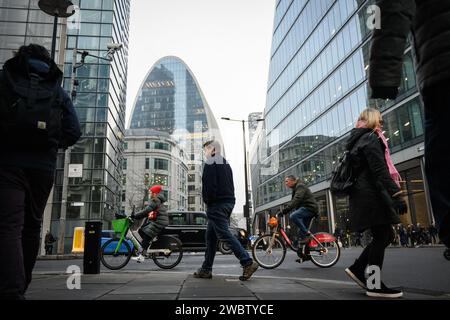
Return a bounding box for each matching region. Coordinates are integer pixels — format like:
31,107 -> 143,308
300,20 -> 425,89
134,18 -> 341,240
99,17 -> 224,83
356,120 -> 401,188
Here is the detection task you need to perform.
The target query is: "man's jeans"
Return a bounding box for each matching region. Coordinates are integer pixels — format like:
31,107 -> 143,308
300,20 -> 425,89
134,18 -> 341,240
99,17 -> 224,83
201,202 -> 252,271
422,82 -> 450,247
0,167 -> 54,299
289,207 -> 316,239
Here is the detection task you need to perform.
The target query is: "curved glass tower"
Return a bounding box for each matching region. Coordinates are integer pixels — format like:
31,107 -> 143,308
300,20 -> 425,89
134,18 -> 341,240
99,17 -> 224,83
128,56 -> 223,210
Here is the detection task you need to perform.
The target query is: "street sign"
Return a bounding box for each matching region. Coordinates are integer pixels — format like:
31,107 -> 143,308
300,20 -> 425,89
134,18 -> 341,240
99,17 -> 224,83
68,164 -> 83,178
71,202 -> 84,207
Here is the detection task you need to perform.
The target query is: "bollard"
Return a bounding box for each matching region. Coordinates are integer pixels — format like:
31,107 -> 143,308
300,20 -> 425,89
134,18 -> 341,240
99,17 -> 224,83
72,227 -> 85,253
83,221 -> 102,274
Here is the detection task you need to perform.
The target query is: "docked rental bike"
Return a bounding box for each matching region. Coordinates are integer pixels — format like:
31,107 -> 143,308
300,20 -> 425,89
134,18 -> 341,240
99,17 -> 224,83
252,215 -> 340,269
100,214 -> 183,270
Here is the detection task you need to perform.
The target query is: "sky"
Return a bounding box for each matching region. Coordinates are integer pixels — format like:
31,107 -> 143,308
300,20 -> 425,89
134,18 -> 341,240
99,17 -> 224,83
126,0 -> 276,216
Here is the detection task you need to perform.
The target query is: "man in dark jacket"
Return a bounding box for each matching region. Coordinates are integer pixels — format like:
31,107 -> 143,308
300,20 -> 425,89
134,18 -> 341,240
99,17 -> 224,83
278,175 -> 319,245
0,44 -> 81,300
369,0 -> 450,249
194,140 -> 258,281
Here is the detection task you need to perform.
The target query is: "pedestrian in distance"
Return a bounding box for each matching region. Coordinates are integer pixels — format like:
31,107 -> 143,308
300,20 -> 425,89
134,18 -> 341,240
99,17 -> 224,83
276,175 -> 319,246
344,108 -> 408,298
44,230 -> 56,255
0,44 -> 81,300
368,0 -> 450,251
194,140 -> 258,281
131,185 -> 169,263
429,223 -> 438,245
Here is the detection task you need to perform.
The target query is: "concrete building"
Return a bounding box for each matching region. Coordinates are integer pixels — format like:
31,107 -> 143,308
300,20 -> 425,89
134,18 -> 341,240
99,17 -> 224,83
122,128 -> 188,213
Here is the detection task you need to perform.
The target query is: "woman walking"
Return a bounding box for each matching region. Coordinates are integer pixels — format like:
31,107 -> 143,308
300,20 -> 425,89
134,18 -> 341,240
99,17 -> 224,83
344,108 -> 407,298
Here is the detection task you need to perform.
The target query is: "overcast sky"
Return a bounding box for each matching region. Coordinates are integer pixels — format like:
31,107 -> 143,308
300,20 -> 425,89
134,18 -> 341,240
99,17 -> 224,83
126,0 -> 276,215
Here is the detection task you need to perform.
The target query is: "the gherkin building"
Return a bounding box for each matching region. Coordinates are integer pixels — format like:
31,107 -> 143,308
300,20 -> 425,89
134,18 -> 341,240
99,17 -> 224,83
128,56 -> 224,211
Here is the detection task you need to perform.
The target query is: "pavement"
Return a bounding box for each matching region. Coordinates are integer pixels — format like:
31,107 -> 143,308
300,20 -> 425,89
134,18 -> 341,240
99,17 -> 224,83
26,269 -> 450,300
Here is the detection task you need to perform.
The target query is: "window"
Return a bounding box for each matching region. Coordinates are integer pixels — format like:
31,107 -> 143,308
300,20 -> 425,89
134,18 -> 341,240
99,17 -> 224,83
154,158 -> 169,171
188,196 -> 195,205
192,213 -> 207,225
123,142 -> 128,150
152,174 -> 168,186
122,159 -> 127,170
168,212 -> 187,225
188,174 -> 195,182
145,158 -> 150,170
188,185 -> 195,191
145,142 -> 150,149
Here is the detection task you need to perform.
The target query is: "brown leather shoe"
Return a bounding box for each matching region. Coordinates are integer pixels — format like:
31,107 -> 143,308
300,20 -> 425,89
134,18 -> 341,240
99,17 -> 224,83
193,268 -> 212,279
239,261 -> 259,281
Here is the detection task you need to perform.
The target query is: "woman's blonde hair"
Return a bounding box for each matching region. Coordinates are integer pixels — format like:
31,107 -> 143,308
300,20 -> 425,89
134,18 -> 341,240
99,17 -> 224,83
357,108 -> 382,129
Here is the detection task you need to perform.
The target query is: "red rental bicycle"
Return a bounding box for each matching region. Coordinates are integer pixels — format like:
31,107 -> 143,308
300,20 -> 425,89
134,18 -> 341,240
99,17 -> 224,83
252,216 -> 340,269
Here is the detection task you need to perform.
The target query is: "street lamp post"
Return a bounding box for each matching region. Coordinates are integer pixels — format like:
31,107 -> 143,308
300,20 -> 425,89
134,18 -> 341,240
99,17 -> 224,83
221,117 -> 264,235
38,0 -> 75,60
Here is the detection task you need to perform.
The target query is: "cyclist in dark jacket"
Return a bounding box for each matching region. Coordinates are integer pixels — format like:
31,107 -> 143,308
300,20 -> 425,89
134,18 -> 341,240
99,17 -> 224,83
368,0 -> 450,250
131,185 -> 169,263
0,44 -> 81,300
278,175 -> 318,245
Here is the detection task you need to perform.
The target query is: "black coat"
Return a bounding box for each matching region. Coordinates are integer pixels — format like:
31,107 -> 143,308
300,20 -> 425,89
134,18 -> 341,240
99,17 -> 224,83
347,128 -> 401,232
369,0 -> 450,97
202,154 -> 235,205
0,56 -> 81,171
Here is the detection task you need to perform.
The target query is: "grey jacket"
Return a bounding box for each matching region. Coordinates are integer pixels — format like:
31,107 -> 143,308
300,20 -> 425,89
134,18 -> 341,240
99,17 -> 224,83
369,0 -> 450,97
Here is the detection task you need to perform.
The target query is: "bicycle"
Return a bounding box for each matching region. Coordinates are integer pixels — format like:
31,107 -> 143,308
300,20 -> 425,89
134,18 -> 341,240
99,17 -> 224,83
100,214 -> 183,270
252,215 -> 340,269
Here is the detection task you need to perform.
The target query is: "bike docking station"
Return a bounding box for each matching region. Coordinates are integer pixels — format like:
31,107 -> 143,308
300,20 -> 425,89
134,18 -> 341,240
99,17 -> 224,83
83,221 -> 102,274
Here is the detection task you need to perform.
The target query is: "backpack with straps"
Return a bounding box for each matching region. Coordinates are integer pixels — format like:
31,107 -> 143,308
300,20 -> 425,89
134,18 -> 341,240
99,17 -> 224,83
330,150 -> 355,197
0,71 -> 63,152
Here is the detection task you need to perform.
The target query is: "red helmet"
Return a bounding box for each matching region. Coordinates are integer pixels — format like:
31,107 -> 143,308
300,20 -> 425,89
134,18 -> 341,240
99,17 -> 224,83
149,185 -> 162,194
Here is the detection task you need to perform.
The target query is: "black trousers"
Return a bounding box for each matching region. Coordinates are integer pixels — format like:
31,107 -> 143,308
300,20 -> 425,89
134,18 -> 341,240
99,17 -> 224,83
0,167 -> 54,300
138,229 -> 152,251
422,81 -> 450,247
352,224 -> 394,273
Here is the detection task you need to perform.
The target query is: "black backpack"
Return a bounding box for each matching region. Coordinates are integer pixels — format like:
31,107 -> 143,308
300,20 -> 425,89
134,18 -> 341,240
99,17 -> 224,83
330,150 -> 355,196
0,71 -> 63,152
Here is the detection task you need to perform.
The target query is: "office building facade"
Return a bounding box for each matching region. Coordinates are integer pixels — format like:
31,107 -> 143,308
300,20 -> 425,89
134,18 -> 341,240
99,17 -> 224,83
251,0 -> 430,237
128,56 -> 223,211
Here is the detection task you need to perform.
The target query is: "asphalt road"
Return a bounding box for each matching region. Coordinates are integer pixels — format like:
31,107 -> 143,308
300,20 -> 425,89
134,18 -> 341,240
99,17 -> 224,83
34,246 -> 450,294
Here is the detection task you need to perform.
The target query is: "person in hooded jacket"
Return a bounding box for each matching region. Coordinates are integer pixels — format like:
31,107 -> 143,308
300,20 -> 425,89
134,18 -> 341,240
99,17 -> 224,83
368,0 -> 450,253
344,108 -> 407,299
0,44 -> 81,300
131,185 -> 169,262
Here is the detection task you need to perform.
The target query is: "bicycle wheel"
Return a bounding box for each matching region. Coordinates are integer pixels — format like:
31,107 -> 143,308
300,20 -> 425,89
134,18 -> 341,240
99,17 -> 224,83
252,234 -> 286,269
100,238 -> 132,270
151,235 -> 183,269
309,233 -> 340,268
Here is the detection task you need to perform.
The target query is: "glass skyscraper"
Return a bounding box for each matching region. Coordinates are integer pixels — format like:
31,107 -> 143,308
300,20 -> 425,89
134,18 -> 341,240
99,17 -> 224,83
0,0 -> 65,66
51,0 -> 130,253
251,0 -> 430,236
129,56 -> 223,211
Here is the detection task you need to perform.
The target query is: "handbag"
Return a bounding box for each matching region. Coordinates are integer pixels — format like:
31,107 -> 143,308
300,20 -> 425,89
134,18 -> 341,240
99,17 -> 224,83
148,206 -> 160,221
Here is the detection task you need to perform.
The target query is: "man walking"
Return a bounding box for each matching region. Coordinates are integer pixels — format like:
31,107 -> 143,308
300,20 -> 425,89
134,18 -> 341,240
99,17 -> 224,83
194,140 -> 258,281
0,44 -> 81,299
44,230 -> 56,255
